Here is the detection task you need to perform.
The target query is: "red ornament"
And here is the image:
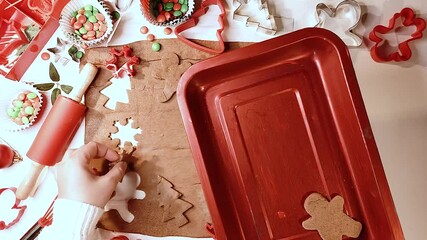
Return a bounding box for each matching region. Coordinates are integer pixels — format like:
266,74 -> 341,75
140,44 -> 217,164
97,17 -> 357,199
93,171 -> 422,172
0,144 -> 14,169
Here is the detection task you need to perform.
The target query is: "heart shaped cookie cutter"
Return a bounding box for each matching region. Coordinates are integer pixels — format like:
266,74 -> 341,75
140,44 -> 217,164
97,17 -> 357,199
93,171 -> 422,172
369,8 -> 426,62
232,0 -> 277,35
315,0 -> 362,47
174,0 -> 225,54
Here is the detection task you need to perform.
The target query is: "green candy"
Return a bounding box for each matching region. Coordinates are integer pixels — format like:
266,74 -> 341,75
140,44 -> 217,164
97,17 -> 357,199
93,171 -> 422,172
178,0 -> 185,4
11,110 -> 19,118
79,27 -> 88,34
165,2 -> 174,8
173,10 -> 182,17
92,8 -> 99,15
152,42 -> 161,52
7,108 -> 15,117
27,92 -> 37,99
25,106 -> 34,115
72,11 -> 78,17
84,10 -> 93,18
112,11 -> 120,20
22,116 -> 29,124
75,30 -> 82,36
14,100 -> 23,108
84,4 -> 93,11
181,4 -> 188,12
76,51 -> 84,59
88,15 -> 97,23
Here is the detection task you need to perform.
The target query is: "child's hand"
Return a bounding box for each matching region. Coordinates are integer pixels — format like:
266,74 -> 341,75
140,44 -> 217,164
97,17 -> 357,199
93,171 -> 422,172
54,141 -> 127,208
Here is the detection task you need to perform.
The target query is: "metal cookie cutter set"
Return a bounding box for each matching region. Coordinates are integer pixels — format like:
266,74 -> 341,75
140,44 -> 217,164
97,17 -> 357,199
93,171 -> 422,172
232,0 -> 277,35
314,0 -> 362,47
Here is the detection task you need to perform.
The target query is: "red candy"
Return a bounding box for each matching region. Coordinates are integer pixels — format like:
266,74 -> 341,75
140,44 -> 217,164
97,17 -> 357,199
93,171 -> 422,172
164,27 -> 172,35
147,34 -> 155,41
77,15 -> 87,24
96,13 -> 105,21
74,22 -> 83,29
140,26 -> 149,34
173,3 -> 181,10
83,22 -> 93,30
157,14 -> 166,23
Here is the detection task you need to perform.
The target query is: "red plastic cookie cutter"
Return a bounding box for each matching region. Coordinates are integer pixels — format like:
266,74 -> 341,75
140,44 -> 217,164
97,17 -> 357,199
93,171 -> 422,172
0,18 -> 30,65
174,0 -> 225,55
105,45 -> 140,77
0,187 -> 27,230
369,8 -> 426,62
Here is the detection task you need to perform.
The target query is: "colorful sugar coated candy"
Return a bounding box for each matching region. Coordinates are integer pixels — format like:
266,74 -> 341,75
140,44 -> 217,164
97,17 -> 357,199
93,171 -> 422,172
70,5 -> 108,41
7,91 -> 41,126
147,34 -> 155,41
152,0 -> 189,23
152,42 -> 161,52
140,26 -> 149,34
164,27 -> 172,35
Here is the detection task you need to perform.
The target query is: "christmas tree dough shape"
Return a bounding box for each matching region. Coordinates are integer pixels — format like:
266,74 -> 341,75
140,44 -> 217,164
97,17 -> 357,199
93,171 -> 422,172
302,192 -> 362,240
100,75 -> 131,110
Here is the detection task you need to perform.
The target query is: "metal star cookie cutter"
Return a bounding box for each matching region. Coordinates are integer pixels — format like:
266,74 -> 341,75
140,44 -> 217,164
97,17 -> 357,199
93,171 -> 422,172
315,0 -> 362,47
232,0 -> 277,35
369,8 -> 426,62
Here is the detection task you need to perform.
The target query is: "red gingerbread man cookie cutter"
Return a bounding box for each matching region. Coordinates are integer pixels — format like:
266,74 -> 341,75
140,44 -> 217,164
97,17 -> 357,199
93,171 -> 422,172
369,8 -> 426,62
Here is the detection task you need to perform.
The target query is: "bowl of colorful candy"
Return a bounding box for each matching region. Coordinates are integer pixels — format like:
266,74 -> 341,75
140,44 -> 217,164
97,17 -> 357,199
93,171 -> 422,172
140,0 -> 194,26
0,80 -> 43,132
60,0 -> 113,47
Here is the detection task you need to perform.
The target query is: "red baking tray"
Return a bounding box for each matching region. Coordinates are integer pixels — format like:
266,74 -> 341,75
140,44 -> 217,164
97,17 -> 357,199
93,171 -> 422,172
177,28 -> 404,240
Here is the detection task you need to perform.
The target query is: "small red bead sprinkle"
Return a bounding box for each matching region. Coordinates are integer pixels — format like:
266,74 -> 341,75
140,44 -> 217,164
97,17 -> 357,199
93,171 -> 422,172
41,52 -> 50,60
140,26 -> 149,34
164,27 -> 172,35
147,34 -> 155,41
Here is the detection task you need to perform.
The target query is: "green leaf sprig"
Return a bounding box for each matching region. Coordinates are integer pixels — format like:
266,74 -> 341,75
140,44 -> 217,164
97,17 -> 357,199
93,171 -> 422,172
34,62 -> 73,104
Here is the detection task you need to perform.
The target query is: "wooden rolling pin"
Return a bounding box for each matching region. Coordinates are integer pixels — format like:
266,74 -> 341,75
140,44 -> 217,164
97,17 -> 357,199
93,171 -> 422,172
16,63 -> 98,200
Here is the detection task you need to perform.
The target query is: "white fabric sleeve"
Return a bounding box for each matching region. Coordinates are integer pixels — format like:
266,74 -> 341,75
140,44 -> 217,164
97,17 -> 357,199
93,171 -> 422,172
37,198 -> 104,240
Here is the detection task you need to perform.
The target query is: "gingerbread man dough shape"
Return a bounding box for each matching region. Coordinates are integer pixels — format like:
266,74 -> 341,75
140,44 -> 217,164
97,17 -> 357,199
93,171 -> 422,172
153,52 -> 191,103
104,171 -> 146,223
302,192 -> 362,240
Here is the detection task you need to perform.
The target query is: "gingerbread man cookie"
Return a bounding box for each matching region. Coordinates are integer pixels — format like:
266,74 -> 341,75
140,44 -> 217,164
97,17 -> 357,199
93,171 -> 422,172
302,192 -> 362,240
153,52 -> 191,103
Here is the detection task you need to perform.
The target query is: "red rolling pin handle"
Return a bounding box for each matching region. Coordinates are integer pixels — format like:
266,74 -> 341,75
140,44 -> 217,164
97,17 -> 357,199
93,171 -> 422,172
16,63 -> 98,200
27,96 -> 86,166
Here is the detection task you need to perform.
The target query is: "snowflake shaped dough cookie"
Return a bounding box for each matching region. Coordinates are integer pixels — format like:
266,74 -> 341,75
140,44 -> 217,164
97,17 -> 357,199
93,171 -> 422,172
105,171 -> 146,223
109,118 -> 142,148
302,192 -> 362,240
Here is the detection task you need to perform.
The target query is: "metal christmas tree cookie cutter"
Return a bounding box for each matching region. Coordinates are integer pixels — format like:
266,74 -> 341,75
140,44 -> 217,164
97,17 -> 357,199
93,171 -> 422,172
232,0 -> 277,35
